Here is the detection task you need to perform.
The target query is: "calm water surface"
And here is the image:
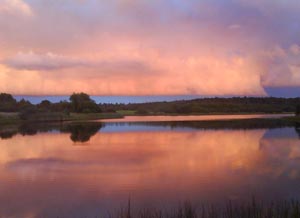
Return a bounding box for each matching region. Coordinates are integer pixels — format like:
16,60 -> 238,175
0,115 -> 299,217
101,114 -> 291,122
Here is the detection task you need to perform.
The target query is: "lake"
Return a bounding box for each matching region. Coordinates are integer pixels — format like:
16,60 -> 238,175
100,114 -> 292,122
0,115 -> 299,217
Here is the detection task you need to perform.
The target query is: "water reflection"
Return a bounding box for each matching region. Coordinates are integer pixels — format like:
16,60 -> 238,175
0,130 -> 17,139
296,123 -> 300,138
61,123 -> 103,143
0,122 -> 103,142
0,116 -> 297,141
101,114 -> 291,122
0,121 -> 299,217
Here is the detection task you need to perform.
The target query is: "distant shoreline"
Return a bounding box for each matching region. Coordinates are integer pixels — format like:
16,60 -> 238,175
0,112 -> 299,126
13,95 -> 300,105
14,95 -> 206,104
1,93 -> 299,126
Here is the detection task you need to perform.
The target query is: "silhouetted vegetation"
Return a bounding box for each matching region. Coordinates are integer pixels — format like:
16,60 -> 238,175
61,122 -> 103,142
296,123 -> 300,139
20,110 -> 67,122
17,98 -> 33,111
100,97 -> 300,115
0,122 -> 103,141
18,123 -> 39,135
136,109 -> 149,115
0,92 -> 300,124
111,199 -> 300,218
296,105 -> 300,116
1,93 -> 300,116
0,93 -> 17,112
0,130 -> 17,139
2,117 -> 299,141
0,92 -> 115,123
120,118 -> 296,130
70,92 -> 101,113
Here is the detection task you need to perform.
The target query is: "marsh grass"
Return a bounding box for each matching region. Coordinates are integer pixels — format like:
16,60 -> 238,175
0,112 -> 123,127
116,110 -> 137,116
0,112 -> 20,125
68,112 -> 123,121
108,199 -> 300,218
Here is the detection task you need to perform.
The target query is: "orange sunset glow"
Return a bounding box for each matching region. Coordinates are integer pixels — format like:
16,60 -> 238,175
1,127 -> 299,216
0,0 -> 300,96
1,129 -> 299,193
1,1 -> 300,217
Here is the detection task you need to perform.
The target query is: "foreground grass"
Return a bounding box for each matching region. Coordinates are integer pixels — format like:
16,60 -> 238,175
109,199 -> 300,218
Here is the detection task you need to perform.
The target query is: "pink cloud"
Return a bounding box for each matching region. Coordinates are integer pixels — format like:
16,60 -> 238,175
0,0 -> 33,16
0,0 -> 299,95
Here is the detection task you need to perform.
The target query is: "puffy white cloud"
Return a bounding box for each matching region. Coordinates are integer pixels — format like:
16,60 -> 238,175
260,45 -> 300,87
0,0 -> 33,16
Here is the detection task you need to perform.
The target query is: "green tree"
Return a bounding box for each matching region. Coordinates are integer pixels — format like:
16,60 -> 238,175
19,105 -> 39,120
69,92 -> 101,113
39,100 -> 51,108
52,101 -> 71,114
16,99 -> 33,111
0,93 -> 17,112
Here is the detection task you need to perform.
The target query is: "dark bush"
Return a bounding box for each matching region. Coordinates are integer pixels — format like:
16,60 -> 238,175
296,105 -> 300,116
70,92 -> 101,113
0,93 -> 17,112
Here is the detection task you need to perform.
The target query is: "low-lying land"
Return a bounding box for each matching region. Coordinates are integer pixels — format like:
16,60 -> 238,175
101,97 -> 300,115
0,92 -> 299,125
1,111 -> 299,127
0,112 -> 123,125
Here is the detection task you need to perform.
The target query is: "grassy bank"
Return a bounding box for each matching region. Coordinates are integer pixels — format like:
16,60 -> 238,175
0,112 -> 123,125
0,112 -> 21,125
115,109 -> 295,116
0,111 -> 299,127
68,112 -> 123,121
283,115 -> 300,123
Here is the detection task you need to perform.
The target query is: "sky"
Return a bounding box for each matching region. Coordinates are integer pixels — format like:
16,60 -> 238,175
0,0 -> 300,97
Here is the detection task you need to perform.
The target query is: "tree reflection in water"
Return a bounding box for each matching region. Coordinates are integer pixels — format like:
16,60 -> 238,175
0,122 -> 103,142
0,119 -> 298,142
63,123 -> 103,143
0,130 -> 17,139
296,123 -> 300,139
0,121 -> 300,217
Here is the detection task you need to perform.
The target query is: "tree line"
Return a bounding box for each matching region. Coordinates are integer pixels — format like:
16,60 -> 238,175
1,92 -> 300,116
0,92 -> 100,113
0,92 -> 102,121
100,97 -> 300,115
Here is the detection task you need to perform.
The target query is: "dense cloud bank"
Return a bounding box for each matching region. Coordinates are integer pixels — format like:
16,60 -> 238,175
0,0 -> 299,95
